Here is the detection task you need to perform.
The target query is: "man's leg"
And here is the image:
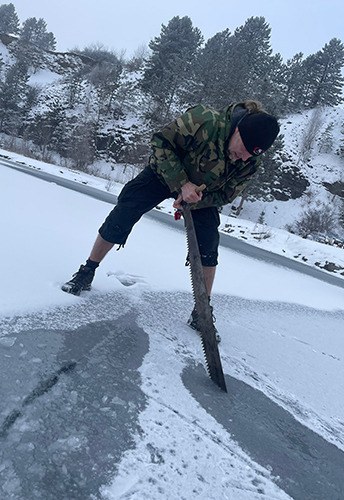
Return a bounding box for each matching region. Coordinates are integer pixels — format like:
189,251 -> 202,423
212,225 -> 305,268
89,234 -> 115,263
62,167 -> 172,295
192,206 -> 220,298
97,166 -> 172,247
203,265 -> 216,297
187,207 -> 221,340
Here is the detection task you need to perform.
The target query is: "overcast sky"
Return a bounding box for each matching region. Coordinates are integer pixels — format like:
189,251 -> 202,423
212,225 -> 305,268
10,0 -> 344,60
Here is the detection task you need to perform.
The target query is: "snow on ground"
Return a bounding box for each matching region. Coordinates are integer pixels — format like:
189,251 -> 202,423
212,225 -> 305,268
219,216 -> 344,279
1,153 -> 344,499
2,147 -> 344,282
28,68 -> 62,86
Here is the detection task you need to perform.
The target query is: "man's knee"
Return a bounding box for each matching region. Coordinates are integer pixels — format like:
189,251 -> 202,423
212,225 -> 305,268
200,251 -> 218,267
98,205 -> 135,245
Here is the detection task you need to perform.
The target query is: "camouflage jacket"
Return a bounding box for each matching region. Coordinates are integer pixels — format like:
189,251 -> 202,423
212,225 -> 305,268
149,103 -> 261,209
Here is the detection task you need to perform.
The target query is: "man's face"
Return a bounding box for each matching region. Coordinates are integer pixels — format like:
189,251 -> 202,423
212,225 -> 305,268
228,128 -> 252,162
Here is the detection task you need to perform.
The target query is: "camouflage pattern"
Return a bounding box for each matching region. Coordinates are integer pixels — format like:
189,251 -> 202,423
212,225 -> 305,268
149,103 -> 261,209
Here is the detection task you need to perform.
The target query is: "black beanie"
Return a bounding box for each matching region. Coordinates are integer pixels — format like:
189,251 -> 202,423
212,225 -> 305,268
238,112 -> 279,156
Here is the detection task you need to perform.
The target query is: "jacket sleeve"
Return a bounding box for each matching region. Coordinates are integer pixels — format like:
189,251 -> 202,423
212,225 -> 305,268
149,105 -> 209,193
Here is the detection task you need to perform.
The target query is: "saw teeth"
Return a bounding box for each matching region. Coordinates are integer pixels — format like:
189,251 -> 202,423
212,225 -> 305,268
201,341 -> 211,375
184,204 -> 227,392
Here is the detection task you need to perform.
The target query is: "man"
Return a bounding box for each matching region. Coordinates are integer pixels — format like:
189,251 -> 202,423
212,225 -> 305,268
62,100 -> 279,334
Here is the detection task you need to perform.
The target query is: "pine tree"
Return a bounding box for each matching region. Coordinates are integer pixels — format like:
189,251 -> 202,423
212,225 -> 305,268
255,52 -> 285,115
336,122 -> 344,159
65,73 -> 85,109
26,99 -> 66,159
141,16 -> 203,122
339,200 -> 344,232
318,122 -> 334,154
228,16 -> 274,102
0,3 -> 20,35
0,60 -> 29,131
257,210 -> 266,224
302,38 -> 344,108
189,29 -> 232,107
184,16 -> 281,111
20,17 -> 56,51
280,52 -> 306,113
21,84 -> 40,123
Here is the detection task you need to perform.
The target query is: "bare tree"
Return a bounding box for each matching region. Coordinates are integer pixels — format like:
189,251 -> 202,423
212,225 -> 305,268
298,107 -> 323,163
286,204 -> 337,237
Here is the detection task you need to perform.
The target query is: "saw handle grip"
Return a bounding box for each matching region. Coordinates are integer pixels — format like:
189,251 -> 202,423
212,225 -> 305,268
178,183 -> 207,212
195,183 -> 206,194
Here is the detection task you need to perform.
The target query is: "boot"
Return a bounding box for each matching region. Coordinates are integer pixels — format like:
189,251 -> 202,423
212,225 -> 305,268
187,305 -> 221,343
61,264 -> 95,296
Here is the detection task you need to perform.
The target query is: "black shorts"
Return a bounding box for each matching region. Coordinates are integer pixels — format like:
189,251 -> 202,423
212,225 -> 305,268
99,166 -> 220,266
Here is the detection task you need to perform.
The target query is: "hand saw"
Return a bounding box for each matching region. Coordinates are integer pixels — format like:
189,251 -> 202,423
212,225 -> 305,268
183,185 -> 227,392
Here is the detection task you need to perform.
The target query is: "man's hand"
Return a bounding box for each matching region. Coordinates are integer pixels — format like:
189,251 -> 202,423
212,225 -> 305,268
173,182 -> 203,210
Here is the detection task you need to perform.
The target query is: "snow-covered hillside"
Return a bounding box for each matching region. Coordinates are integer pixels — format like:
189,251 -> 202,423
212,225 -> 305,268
227,106 -> 344,234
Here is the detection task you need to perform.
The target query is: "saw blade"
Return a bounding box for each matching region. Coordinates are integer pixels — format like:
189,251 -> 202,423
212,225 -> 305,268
183,203 -> 227,392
